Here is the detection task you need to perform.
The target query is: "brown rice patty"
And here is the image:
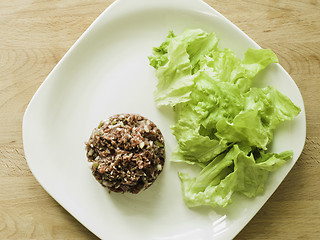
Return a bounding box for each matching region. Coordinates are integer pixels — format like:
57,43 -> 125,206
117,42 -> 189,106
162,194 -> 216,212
86,113 -> 165,194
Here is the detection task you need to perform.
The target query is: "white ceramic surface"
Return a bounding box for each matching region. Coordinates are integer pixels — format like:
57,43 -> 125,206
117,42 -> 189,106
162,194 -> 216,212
23,0 -> 306,239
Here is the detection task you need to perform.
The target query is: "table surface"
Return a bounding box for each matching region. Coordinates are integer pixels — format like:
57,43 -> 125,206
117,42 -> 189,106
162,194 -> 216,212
1,0 -> 319,239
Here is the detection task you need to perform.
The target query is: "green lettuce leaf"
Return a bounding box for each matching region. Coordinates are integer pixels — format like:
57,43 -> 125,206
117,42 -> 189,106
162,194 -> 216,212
215,86 -> 301,149
149,29 -> 219,107
179,145 -> 292,208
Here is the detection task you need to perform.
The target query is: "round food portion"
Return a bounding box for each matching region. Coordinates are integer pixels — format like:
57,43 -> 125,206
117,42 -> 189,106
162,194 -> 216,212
85,113 -> 165,194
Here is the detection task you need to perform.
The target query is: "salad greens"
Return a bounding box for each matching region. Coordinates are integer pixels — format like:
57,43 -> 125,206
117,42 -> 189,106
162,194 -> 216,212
149,29 -> 300,208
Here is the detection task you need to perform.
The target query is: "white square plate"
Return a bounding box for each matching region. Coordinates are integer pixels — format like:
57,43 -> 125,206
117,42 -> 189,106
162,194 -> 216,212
23,0 -> 306,239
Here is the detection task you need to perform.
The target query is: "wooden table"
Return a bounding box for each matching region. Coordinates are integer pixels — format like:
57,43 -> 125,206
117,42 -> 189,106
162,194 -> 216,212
1,0 -> 319,239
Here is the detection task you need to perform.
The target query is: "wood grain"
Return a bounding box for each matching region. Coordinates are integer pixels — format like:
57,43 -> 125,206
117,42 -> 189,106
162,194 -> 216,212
0,0 -> 319,239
